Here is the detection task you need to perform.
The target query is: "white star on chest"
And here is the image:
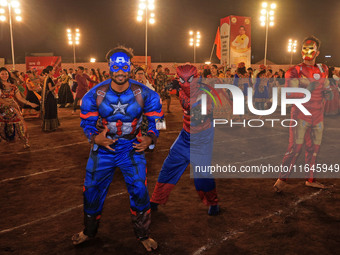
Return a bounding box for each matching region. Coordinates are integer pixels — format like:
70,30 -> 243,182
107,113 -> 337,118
111,101 -> 128,114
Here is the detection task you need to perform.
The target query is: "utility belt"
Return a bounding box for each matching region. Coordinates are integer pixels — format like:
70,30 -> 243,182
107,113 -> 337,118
106,128 -> 141,141
120,134 -> 138,140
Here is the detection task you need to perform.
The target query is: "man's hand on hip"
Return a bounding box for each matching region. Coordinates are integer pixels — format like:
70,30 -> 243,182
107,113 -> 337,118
94,126 -> 117,151
133,136 -> 152,152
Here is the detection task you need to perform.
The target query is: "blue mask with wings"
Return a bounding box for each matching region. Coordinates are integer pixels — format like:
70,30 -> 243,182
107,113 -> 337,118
109,52 -> 131,73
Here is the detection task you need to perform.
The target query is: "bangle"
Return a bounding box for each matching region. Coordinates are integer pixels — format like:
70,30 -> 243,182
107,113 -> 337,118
90,134 -> 97,145
146,132 -> 156,145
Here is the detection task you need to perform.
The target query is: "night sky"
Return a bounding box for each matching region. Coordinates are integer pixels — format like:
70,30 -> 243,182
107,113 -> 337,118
0,0 -> 339,66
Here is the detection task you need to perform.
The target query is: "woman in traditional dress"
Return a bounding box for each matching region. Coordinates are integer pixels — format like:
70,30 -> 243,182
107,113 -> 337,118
88,68 -> 98,89
95,68 -> 104,83
22,70 -> 41,118
0,67 -> 38,148
324,67 -> 340,116
57,69 -> 74,108
253,70 -> 269,110
41,66 -> 60,132
11,70 -> 26,97
233,62 -> 249,119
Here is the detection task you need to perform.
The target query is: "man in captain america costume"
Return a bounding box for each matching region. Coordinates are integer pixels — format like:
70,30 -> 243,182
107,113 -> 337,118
72,46 -> 162,252
274,36 -> 332,192
150,64 -> 220,215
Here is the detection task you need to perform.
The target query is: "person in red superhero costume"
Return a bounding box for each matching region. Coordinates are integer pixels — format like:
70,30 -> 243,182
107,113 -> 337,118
274,36 -> 331,192
150,64 -> 220,215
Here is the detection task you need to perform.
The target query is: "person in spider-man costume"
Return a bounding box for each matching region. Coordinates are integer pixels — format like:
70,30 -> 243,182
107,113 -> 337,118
150,64 -> 220,216
72,46 -> 162,252
273,36 -> 331,192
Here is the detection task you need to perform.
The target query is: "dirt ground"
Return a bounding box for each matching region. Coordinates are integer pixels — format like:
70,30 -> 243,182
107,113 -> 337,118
0,97 -> 339,255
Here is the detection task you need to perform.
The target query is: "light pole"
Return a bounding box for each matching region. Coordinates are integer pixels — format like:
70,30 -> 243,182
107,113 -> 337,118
288,39 -> 297,65
137,0 -> 155,68
67,28 -> 80,67
260,2 -> 276,66
0,0 -> 22,70
189,31 -> 200,63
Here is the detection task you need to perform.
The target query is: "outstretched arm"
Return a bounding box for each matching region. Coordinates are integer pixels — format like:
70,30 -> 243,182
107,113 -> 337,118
85,74 -> 97,84
15,89 -> 38,108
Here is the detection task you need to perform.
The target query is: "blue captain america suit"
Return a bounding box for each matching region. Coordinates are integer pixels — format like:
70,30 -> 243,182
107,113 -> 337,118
79,77 -> 163,240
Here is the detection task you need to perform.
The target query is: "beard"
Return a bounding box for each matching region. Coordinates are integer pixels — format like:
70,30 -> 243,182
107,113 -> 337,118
111,71 -> 130,85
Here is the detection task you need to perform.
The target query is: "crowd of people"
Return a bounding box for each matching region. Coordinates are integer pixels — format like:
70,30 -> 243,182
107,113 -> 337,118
133,61 -> 340,117
1,36 -> 339,252
0,66 -> 111,148
1,59 -> 340,149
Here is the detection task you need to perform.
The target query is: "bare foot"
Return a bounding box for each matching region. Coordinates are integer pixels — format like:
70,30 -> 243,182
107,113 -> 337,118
273,179 -> 286,193
141,237 -> 158,252
305,181 -> 326,189
72,231 -> 90,245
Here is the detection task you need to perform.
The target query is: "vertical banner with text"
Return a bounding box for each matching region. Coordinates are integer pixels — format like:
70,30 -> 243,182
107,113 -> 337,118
220,16 -> 230,66
229,15 -> 251,68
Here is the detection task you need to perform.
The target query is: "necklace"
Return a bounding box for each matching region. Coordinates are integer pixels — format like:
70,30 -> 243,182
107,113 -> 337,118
4,84 -> 11,91
1,82 -> 12,92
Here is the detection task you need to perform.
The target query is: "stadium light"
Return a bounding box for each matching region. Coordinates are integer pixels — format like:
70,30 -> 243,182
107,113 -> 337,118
0,0 -> 23,69
288,39 -> 297,65
137,0 -> 156,67
260,2 -> 276,66
67,28 -> 80,66
189,30 -> 201,63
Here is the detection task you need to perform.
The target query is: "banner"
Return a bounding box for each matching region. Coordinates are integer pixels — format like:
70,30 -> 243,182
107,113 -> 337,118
214,27 -> 221,60
25,56 -> 62,77
219,16 -> 251,68
0,58 -> 4,67
220,16 -> 230,66
229,16 -> 251,68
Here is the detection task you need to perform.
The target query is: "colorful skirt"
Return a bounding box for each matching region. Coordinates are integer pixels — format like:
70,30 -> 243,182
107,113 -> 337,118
23,90 -> 41,111
58,83 -> 74,105
0,104 -> 28,144
42,91 -> 60,132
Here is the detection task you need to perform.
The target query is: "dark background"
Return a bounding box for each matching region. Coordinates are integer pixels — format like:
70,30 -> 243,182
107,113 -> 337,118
0,0 -> 339,65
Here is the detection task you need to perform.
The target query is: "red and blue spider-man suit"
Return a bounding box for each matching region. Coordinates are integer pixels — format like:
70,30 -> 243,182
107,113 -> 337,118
150,64 -> 219,215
